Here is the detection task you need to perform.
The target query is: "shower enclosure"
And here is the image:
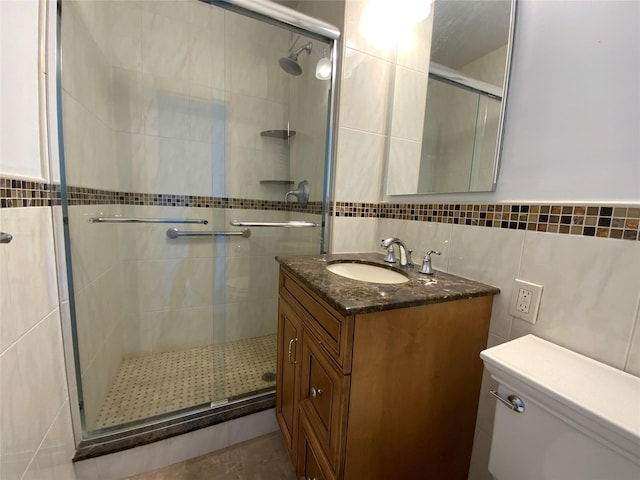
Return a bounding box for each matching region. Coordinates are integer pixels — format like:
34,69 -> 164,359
57,0 -> 338,440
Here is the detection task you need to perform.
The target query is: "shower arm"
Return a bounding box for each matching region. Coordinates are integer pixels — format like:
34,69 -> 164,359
291,42 -> 312,57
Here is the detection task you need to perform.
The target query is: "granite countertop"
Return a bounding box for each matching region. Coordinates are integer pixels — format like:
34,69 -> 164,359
276,252 -> 500,316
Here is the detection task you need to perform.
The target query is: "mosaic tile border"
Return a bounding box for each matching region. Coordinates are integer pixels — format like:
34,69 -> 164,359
2,177 -> 638,241
0,177 -> 323,214
335,202 -> 640,241
0,177 -> 61,207
65,186 -> 324,214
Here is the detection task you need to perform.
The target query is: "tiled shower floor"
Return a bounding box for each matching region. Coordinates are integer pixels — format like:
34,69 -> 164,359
95,334 -> 277,429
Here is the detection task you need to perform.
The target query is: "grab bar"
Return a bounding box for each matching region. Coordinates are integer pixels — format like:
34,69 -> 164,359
89,217 -> 208,225
166,228 -> 250,239
230,220 -> 317,228
0,232 -> 13,244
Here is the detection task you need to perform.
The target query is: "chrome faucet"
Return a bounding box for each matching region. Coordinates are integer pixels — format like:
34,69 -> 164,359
380,237 -> 413,267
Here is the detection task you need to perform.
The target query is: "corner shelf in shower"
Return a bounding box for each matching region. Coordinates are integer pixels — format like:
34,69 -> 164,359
260,129 -> 296,139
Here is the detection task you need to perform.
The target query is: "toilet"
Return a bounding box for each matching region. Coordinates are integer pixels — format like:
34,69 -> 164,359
480,335 -> 640,480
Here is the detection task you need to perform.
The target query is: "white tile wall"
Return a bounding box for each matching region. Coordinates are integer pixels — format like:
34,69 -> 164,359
395,8 -> 433,74
331,216 -> 378,253
390,66 -> 428,141
334,128 -> 386,203
340,49 -> 392,135
448,225 -> 525,340
32,400 -> 77,480
112,205 -> 321,359
288,45 -> 331,204
64,203 -> 125,430
140,11 -> 192,82
0,206 -> 76,480
0,207 -> 58,352
64,0 -> 298,204
511,232 -> 640,369
112,68 -> 145,135
344,0 -> 395,62
385,137 -> 422,195
151,305 -> 215,351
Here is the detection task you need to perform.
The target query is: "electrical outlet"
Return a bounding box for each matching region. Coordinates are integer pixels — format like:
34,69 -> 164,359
509,279 -> 543,324
516,288 -> 532,313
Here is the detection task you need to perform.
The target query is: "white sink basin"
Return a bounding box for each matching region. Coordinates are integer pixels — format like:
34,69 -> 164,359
327,262 -> 409,284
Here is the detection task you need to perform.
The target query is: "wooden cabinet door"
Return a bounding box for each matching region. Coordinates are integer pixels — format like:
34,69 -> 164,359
298,409 -> 336,480
276,296 -> 302,463
299,330 -> 350,475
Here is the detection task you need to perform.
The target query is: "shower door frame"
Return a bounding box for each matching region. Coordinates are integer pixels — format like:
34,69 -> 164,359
52,0 -> 342,459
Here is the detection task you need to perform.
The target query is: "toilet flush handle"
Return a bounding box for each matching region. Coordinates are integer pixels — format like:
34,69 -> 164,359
490,390 -> 525,413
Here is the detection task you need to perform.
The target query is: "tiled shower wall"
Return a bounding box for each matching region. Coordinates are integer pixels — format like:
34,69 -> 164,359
61,0 -> 125,430
60,0 -> 325,430
331,2 -> 640,480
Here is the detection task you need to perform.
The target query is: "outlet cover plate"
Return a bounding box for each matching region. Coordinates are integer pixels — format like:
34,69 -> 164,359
509,279 -> 543,324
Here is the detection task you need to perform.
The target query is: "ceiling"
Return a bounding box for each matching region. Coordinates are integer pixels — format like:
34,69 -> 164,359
430,0 -> 512,68
271,0 -> 511,69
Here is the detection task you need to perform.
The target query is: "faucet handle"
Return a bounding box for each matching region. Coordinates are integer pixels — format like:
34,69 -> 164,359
419,250 -> 441,275
285,180 -> 309,206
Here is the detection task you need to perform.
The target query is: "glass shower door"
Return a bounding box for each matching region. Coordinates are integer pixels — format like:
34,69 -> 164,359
211,6 -> 331,403
59,0 -> 229,433
59,0 -> 333,438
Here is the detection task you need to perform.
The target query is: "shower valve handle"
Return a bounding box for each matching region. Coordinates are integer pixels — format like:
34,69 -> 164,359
285,180 -> 310,206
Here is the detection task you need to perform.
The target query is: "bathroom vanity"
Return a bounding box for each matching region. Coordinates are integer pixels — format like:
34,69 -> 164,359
275,253 -> 499,480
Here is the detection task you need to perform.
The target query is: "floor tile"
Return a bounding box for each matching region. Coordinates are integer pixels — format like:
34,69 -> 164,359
123,432 -> 295,480
96,335 -> 277,428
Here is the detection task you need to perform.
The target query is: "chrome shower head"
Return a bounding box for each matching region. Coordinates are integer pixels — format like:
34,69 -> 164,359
279,56 -> 303,76
279,42 -> 312,76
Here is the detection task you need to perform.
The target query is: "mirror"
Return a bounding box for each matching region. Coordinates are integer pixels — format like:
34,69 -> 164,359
385,0 -> 515,195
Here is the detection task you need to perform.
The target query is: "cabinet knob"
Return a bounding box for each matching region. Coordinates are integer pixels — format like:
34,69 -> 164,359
306,477 -> 319,480
310,387 -> 323,398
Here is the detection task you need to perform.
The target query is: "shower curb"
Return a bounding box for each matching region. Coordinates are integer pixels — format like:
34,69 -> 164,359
73,393 -> 275,461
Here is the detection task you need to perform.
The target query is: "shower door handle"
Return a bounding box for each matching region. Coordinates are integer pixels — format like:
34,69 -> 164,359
166,228 -> 251,239
230,221 -> 316,228
89,216 -> 208,224
287,337 -> 298,364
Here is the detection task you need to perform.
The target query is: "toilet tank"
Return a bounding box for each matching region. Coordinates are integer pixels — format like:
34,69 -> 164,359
481,335 -> 640,480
